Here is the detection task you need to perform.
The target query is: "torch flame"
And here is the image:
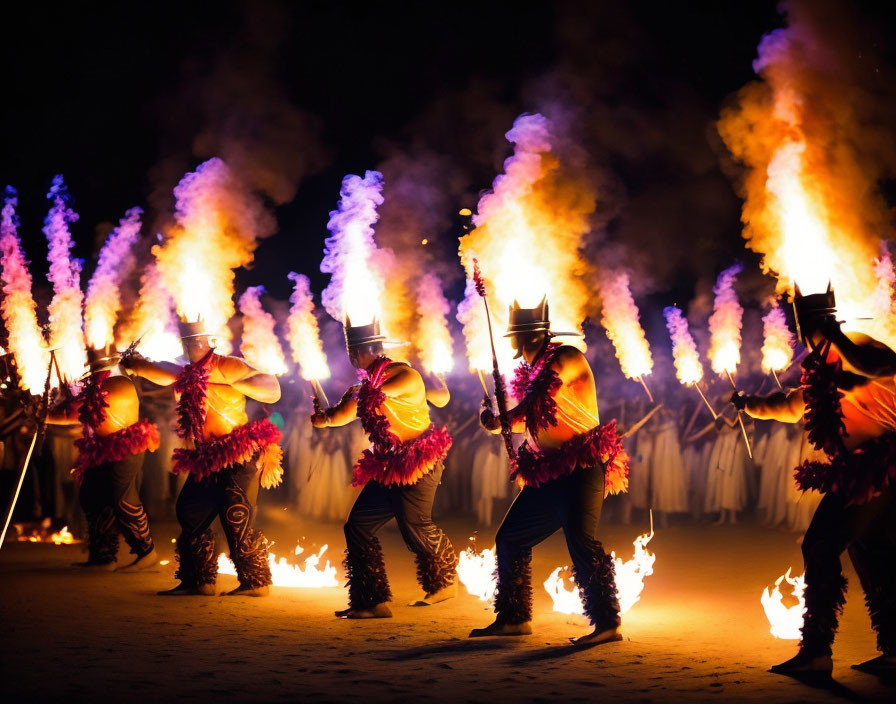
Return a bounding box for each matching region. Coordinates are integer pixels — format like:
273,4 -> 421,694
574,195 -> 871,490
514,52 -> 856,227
116,262 -> 182,361
320,171 -> 386,328
708,263 -> 744,376
237,286 -> 288,375
50,526 -> 75,545
153,158 -> 275,353
458,113 -> 595,370
664,306 -> 704,385
217,542 -> 338,588
84,207 -> 142,350
599,271 -> 653,380
286,272 -> 330,381
760,567 -> 806,639
544,531 -> 656,616
761,300 -> 794,374
414,272 -> 454,375
44,175 -> 86,381
0,186 -> 49,390
456,544 -> 498,602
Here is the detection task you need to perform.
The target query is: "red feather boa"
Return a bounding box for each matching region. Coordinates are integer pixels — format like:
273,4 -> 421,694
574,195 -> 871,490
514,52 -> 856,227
352,356 -> 452,486
508,343 -> 629,494
174,349 -> 214,443
513,420 -> 629,496
172,418 -> 283,481
71,371 -> 160,484
794,350 -> 896,504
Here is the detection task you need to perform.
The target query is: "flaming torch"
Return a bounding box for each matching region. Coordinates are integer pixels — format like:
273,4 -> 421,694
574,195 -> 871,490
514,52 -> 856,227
708,264 -> 752,458
599,271 -> 654,401
0,186 -> 49,391
44,175 -> 86,382
238,286 -> 288,375
286,272 -> 330,406
83,207 -> 142,351
152,158 -> 275,353
414,272 -> 454,379
116,262 -> 182,361
664,305 -> 716,418
761,300 -> 794,389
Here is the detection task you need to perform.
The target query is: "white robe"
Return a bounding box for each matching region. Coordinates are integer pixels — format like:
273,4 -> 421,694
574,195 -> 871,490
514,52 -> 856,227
471,436 -> 510,526
650,419 -> 688,513
756,424 -> 794,527
628,430 -> 653,510
704,424 -> 750,512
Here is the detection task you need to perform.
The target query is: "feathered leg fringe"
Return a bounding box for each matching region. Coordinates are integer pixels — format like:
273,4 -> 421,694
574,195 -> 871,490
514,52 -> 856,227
800,573 -> 848,657
413,533 -> 458,595
344,537 -> 392,610
115,498 -> 154,557
87,505 -> 120,564
494,548 -> 533,625
230,528 -> 272,589
573,541 -> 621,630
174,529 -> 217,587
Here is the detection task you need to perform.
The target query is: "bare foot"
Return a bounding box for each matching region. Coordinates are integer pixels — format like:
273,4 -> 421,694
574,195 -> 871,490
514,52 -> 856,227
157,582 -> 216,596
770,651 -> 833,676
115,549 -> 159,573
570,626 -> 623,646
222,584 -> 270,597
409,582 -> 457,606
72,560 -> 116,571
852,654 -> 896,673
342,603 -> 392,619
469,619 -> 532,637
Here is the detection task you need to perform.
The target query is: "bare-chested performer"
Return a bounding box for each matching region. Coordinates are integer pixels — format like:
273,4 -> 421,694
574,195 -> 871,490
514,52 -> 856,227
123,321 -> 282,596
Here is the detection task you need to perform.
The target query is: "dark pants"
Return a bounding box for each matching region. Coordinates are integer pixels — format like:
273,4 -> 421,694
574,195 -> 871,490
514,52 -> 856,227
800,487 -> 896,656
79,453 -> 153,564
493,463 -> 620,629
174,463 -> 272,589
343,463 -> 457,609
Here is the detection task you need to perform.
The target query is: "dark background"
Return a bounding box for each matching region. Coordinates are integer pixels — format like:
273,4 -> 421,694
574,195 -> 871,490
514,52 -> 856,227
1,0 -> 893,314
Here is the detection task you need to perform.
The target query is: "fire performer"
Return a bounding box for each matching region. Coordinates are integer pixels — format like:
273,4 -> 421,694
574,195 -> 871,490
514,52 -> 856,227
47,347 -> 160,570
123,320 -> 282,596
470,299 -> 629,643
310,318 -> 457,619
731,289 -> 896,676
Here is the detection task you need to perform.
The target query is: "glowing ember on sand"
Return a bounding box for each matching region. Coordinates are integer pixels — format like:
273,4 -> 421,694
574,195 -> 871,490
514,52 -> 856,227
83,207 -> 142,350
664,306 -> 704,386
761,567 -> 806,640
544,531 -> 656,616
153,158 -> 275,353
760,300 -> 794,374
0,186 -> 49,390
218,543 -> 338,588
717,7 -> 893,344
599,271 -> 653,381
708,263 -> 744,377
320,170 -> 386,329
457,544 -> 497,602
44,175 -> 86,381
116,262 -> 182,361
51,526 -> 75,545
414,272 -> 454,376
458,113 -> 595,369
238,286 -> 288,375
286,272 -> 330,381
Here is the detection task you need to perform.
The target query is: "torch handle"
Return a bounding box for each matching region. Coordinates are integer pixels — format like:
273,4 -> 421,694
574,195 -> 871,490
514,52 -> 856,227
481,296 -> 515,465
771,369 -> 783,390
636,376 -> 654,403
692,383 -> 718,420
735,410 -> 753,459
310,379 -> 330,408
0,429 -> 39,550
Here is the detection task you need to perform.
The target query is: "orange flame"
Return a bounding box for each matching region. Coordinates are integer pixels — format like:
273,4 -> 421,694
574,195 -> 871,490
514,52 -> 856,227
116,262 -> 182,361
664,306 -> 704,385
286,272 -> 330,381
760,567 -> 805,639
458,114 -> 595,369
456,543 -> 497,602
760,300 -> 794,374
708,264 -> 744,376
217,542 -> 338,588
414,272 -> 454,375
599,272 -> 653,380
238,286 -> 288,375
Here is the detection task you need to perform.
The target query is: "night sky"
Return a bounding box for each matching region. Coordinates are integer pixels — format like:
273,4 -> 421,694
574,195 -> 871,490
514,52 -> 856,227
2,0 -> 894,312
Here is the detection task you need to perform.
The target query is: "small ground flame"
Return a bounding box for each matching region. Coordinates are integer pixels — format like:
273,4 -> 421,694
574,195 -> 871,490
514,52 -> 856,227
457,544 -> 497,602
761,567 -> 805,640
217,542 -> 338,588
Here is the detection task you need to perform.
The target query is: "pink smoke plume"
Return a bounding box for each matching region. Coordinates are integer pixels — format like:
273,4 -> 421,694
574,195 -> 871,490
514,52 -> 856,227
84,207 -> 142,350
286,272 -> 329,381
414,272 -> 454,376
599,271 -> 653,380
320,170 -> 386,327
664,305 -> 704,385
0,186 -> 49,390
708,263 -> 744,376
238,286 -> 287,375
44,175 -> 86,381
760,301 -> 794,374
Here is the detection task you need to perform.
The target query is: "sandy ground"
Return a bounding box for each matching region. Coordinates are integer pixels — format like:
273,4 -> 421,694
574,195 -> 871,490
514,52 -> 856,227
1,510 -> 893,703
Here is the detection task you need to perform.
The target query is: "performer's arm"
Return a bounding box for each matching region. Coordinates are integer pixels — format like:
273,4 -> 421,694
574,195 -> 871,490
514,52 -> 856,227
735,388 -> 805,423
825,324 -> 896,378
311,387 -> 359,428
216,357 -> 281,404
121,357 -> 182,387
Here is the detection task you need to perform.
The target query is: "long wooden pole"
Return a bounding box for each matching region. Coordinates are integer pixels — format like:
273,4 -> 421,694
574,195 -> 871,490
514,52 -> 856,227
725,369 -> 753,459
